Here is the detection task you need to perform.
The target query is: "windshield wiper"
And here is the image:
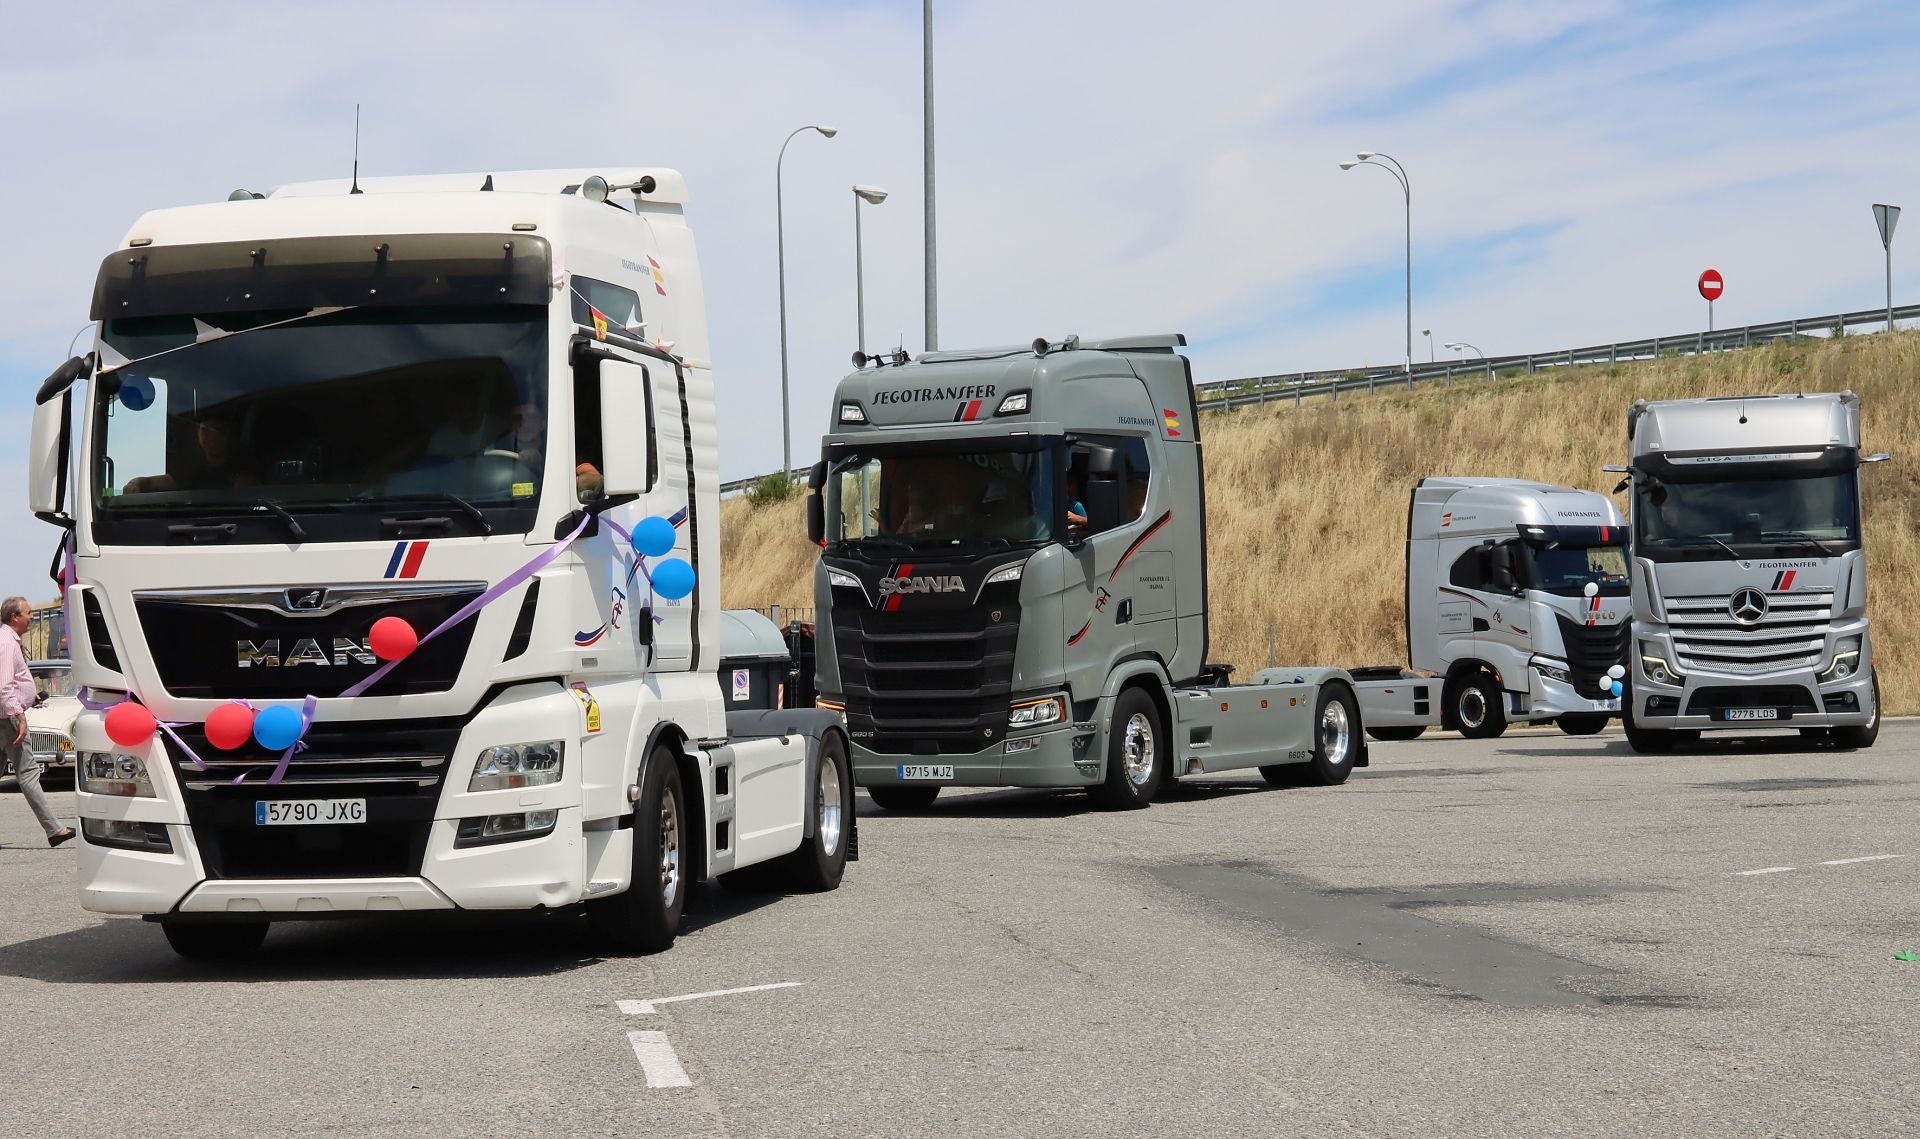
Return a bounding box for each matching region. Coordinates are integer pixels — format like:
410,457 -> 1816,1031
250,499 -> 308,541
116,496 -> 308,541
352,492 -> 494,535
1765,532 -> 1837,557
1672,534 -> 1742,559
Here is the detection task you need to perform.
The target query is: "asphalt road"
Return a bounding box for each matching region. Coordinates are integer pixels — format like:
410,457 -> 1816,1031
2,724 -> 1917,1137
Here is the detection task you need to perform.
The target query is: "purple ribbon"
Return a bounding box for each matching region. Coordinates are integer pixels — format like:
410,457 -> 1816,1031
341,510 -> 594,698
75,511 -> 596,784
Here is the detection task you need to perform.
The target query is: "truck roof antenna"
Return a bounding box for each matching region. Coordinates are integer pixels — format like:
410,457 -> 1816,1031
349,104 -> 363,195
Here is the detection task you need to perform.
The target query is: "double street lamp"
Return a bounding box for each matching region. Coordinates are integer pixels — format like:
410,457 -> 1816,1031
1339,151 -> 1413,375
776,123 -> 838,475
852,185 -> 889,355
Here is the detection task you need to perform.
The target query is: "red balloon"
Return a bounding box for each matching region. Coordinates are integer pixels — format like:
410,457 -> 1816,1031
104,701 -> 157,749
205,703 -> 256,750
369,616 -> 418,661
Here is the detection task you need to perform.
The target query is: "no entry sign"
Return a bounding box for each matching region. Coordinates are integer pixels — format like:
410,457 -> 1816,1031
1698,269 -> 1725,301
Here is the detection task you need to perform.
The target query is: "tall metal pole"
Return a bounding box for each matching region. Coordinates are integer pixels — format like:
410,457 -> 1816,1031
1887,244 -> 1895,331
776,124 -> 834,475
1340,152 -> 1411,377
923,0 -> 938,351
854,192 -> 867,356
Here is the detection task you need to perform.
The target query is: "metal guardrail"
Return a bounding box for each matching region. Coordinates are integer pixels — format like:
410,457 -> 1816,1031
719,303 -> 1914,488
1195,303 -> 1920,411
719,468 -> 808,498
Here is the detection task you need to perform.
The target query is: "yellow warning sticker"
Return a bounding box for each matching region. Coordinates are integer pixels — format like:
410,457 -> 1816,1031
570,683 -> 602,734
512,481 -> 535,498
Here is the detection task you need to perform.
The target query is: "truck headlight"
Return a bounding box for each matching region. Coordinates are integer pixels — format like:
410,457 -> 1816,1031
1820,638 -> 1862,681
468,740 -> 565,792
455,809 -> 559,847
78,752 -> 156,798
1531,659 -> 1572,683
1009,695 -> 1068,729
827,569 -> 861,589
1640,653 -> 1683,686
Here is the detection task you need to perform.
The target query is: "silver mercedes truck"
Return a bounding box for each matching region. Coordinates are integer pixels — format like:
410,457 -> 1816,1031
1612,392 -> 1887,752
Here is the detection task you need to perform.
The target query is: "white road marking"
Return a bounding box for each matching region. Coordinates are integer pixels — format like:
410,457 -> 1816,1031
1736,854 -> 1907,876
618,981 -> 804,1015
1736,866 -> 1797,876
1817,854 -> 1904,866
626,1030 -> 693,1088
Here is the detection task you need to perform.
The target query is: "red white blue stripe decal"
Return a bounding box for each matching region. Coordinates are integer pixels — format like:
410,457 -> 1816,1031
385,541 -> 429,579
953,400 -> 984,422
1772,570 -> 1797,590
1586,594 -> 1603,627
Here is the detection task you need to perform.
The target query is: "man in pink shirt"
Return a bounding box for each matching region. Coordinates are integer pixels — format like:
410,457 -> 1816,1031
2,597 -> 73,847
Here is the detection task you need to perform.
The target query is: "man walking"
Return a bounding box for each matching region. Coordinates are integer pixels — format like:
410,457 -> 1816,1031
2,597 -> 74,848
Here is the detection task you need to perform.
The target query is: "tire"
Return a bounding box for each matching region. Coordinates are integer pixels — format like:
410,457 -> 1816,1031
1621,693 -> 1696,753
161,921 -> 269,959
867,784 -> 941,812
765,733 -> 853,892
1265,683 -> 1360,786
1556,714 -> 1609,736
1365,725 -> 1427,742
1451,673 -> 1508,740
1090,686 -> 1165,810
1830,669 -> 1881,750
587,745 -> 689,955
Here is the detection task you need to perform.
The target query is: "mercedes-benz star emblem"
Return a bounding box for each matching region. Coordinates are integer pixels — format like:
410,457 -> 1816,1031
1727,587 -> 1769,626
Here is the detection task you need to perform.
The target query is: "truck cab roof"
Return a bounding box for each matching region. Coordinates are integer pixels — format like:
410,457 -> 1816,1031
1411,477 -> 1625,542
1628,391 -> 1862,456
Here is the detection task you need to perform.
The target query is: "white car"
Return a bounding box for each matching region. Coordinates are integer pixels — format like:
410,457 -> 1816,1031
15,659 -> 79,775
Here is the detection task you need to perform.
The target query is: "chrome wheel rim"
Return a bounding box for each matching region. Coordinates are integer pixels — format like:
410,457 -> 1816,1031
659,783 -> 681,907
817,754 -> 844,857
1458,688 -> 1486,729
1123,712 -> 1156,787
1320,699 -> 1353,766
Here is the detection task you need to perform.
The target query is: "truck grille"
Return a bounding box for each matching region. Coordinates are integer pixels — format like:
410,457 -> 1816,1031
164,717 -> 463,879
1665,590 -> 1833,677
1553,615 -> 1631,698
833,598 -> 1020,755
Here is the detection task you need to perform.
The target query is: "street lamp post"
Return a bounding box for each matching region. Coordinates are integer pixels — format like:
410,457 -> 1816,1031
852,185 -> 889,355
1444,340 -> 1487,383
1422,328 -> 1434,363
777,123 -> 838,475
1340,151 -> 1412,380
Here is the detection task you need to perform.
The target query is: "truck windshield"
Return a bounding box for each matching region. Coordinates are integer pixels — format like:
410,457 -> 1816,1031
1526,543 -> 1629,596
90,305 -> 547,538
827,446 -> 1055,549
1635,472 -> 1858,561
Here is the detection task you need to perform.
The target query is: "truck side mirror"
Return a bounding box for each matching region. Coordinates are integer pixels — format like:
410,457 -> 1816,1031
1489,544 -> 1518,592
596,359 -> 653,497
1081,444 -> 1123,534
806,490 -> 826,546
29,355 -> 87,519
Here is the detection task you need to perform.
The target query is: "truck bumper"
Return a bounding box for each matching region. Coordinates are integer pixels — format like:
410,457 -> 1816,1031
1631,666 -> 1877,730
77,808 -> 589,916
851,725 -> 1099,788
1522,673 -> 1621,721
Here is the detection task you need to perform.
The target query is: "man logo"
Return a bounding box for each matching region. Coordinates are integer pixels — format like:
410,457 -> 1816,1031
286,588 -> 327,611
1728,587 -> 1769,626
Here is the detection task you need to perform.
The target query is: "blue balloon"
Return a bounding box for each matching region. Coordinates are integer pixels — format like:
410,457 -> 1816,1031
631,516 -> 678,559
119,375 -> 155,412
651,557 -> 696,601
1609,680 -> 1624,698
254,704 -> 305,751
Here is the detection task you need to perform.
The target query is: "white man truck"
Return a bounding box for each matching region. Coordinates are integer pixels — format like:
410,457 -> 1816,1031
1612,392 -> 1886,752
1350,477 -> 1631,741
806,334 -> 1368,812
27,167 -> 853,958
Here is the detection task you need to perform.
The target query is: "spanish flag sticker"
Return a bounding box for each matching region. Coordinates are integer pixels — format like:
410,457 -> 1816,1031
1162,408 -> 1183,438
589,304 -> 609,341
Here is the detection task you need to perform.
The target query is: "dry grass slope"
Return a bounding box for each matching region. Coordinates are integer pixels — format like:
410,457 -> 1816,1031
723,333 -> 1920,713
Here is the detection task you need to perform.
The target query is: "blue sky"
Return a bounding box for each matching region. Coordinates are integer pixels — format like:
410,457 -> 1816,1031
3,0 -> 1919,592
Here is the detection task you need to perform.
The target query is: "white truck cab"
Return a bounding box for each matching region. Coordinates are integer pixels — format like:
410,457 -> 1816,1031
27,168 -> 853,957
1353,477 -> 1630,740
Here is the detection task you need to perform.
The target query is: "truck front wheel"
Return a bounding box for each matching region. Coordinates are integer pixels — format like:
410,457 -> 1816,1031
587,744 -> 688,955
1090,687 -> 1165,810
1451,673 -> 1508,739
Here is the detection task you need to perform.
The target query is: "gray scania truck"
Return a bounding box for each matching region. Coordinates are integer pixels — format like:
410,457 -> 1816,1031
804,334 -> 1367,811
1611,392 -> 1887,752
